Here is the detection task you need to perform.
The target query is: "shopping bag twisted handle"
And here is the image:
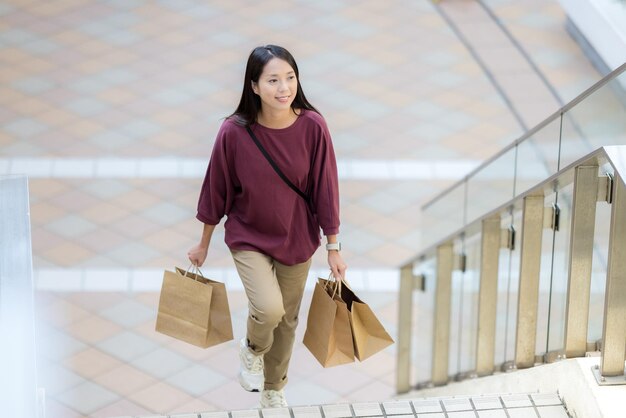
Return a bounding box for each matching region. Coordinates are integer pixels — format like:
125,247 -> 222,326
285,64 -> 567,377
183,264 -> 205,282
323,273 -> 343,299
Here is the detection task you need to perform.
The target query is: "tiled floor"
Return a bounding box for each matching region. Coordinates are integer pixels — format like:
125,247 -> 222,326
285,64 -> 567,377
36,289 -> 399,417
1,0 -> 602,417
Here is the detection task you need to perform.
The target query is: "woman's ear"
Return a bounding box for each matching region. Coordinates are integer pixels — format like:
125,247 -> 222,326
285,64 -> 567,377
251,81 -> 258,95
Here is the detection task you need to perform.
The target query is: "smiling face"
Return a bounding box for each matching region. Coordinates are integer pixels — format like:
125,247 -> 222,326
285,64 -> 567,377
251,57 -> 298,115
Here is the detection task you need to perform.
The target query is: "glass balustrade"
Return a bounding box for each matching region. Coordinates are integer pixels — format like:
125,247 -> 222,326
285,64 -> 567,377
398,63 -> 626,391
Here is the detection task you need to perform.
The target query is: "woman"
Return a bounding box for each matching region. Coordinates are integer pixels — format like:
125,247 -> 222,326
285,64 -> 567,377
188,45 -> 347,408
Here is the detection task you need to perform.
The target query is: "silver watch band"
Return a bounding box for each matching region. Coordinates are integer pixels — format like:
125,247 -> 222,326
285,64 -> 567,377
325,242 -> 341,251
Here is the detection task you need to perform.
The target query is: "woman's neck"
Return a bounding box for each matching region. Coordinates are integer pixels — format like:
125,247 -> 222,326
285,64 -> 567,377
257,108 -> 300,129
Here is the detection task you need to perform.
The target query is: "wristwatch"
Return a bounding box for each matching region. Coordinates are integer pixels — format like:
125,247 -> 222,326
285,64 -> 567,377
325,242 -> 341,251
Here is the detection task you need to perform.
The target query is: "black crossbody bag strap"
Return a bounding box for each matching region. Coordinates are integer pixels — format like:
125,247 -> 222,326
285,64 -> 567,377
245,125 -> 312,205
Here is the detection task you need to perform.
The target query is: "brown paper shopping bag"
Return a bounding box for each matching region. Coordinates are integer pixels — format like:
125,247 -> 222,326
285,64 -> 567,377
303,277 -> 355,367
155,267 -> 233,348
340,279 -> 394,361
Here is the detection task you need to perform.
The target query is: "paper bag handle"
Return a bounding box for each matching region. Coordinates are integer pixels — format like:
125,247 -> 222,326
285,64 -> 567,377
323,273 -> 342,299
183,264 -> 205,281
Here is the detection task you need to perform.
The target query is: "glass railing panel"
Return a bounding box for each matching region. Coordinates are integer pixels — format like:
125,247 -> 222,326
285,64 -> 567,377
547,185 -> 574,354
414,256 -> 436,385
535,190 -> 557,359
458,230 -> 481,376
588,169 -> 613,343
466,147 -> 517,225
515,116 -> 563,196
505,206 -> 522,365
560,72 -> 626,170
421,182 -> 466,251
448,237 -> 465,378
494,209 -> 517,367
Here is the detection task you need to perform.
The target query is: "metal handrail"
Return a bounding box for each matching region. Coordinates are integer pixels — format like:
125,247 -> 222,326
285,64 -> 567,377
422,62 -> 626,212
397,146 -> 626,392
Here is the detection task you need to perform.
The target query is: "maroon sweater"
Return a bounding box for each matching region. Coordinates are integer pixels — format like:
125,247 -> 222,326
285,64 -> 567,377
196,110 -> 340,265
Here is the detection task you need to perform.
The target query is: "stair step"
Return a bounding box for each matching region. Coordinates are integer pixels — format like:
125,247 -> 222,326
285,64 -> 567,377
116,393 -> 569,418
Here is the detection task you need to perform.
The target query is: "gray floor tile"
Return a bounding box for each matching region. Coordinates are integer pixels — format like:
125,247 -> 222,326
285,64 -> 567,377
38,326 -> 88,361
284,382 -> 338,409
97,330 -> 159,362
99,299 -> 155,327
166,364 -> 228,396
133,347 -> 191,379
56,380 -> 120,415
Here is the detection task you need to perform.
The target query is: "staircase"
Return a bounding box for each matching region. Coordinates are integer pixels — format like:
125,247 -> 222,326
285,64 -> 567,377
115,394 -> 569,418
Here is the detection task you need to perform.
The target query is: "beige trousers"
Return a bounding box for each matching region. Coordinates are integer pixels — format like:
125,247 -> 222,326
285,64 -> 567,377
231,250 -> 311,391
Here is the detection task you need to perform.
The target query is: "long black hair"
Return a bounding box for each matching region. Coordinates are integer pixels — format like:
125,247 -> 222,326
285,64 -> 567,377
229,45 -> 319,126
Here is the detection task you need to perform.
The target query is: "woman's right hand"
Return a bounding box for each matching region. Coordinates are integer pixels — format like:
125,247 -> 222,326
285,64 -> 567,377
188,243 -> 209,267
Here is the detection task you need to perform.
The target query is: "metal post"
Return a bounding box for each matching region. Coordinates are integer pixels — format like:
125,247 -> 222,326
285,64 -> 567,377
564,166 -> 598,358
601,173 -> 626,377
475,215 -> 501,376
515,195 -> 544,369
396,263 -> 414,393
432,242 -> 454,385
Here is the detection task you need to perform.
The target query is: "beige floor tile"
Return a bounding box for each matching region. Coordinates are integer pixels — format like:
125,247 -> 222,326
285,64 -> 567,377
92,364 -> 160,396
170,398 -> 219,415
65,314 -> 122,344
344,378 -> 396,403
310,366 -> 373,397
30,201 -> 67,224
134,292 -> 161,308
201,380 -> 260,411
165,337 -> 231,363
41,241 -> 95,266
64,347 -> 124,379
32,229 -> 67,254
39,298 -> 91,328
45,398 -> 85,418
29,179 -> 71,199
79,228 -> 129,253
80,200 -> 130,225
133,318 -> 173,345
199,342 -> 240,381
128,381 -> 196,413
141,228 -> 196,253
63,292 -> 127,312
90,398 -> 153,418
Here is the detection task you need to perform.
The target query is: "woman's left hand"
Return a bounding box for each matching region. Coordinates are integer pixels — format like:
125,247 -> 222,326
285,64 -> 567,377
328,250 -> 347,280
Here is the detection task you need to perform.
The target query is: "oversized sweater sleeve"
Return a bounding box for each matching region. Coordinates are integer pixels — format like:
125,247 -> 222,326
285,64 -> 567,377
196,122 -> 235,225
310,116 -> 340,236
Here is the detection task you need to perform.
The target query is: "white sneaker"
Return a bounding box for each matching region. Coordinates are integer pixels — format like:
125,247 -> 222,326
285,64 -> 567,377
260,389 -> 288,408
238,338 -> 264,392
